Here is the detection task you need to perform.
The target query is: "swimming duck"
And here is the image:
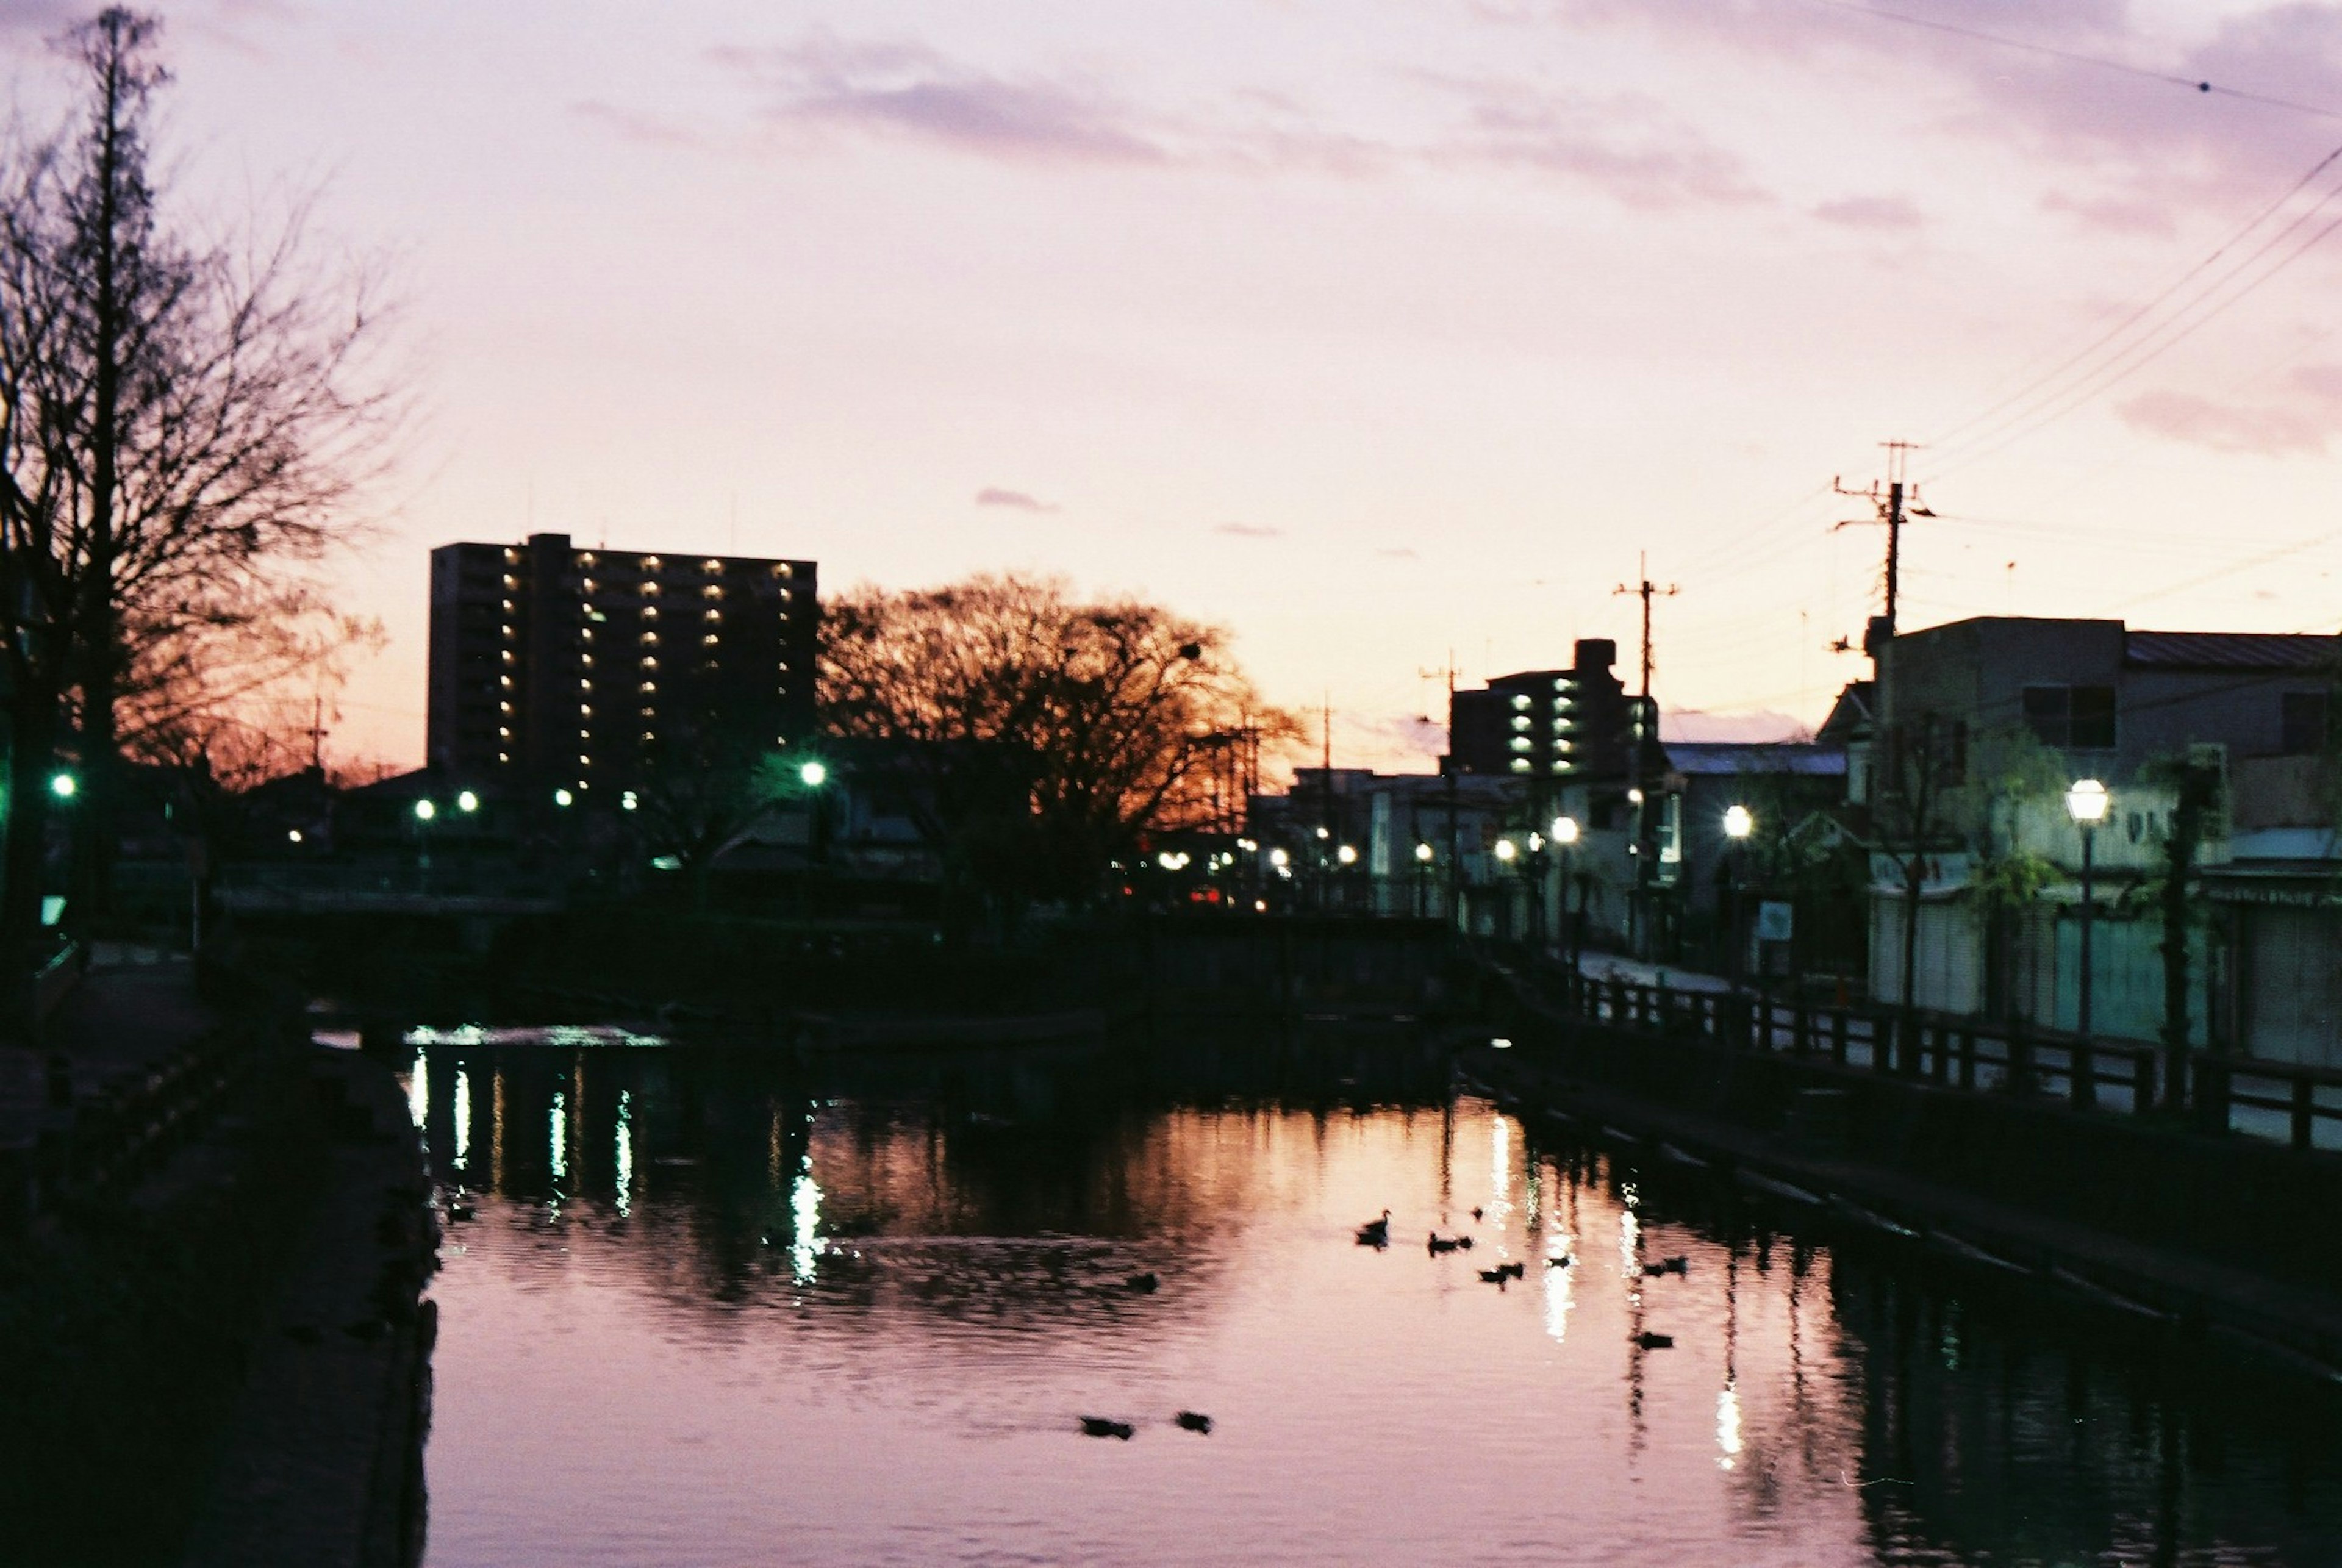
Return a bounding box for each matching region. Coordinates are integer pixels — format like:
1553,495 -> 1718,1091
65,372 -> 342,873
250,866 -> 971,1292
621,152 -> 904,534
1175,1411 -> 1214,1434
1427,1233 -> 1465,1255
1355,1210 -> 1392,1246
1125,1272 -> 1160,1293
1636,1331 -> 1675,1350
1080,1416 -> 1136,1440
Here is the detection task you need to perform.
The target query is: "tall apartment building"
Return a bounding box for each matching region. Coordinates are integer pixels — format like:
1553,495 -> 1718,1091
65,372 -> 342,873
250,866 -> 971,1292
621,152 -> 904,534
1447,639 -> 1638,782
426,532 -> 818,796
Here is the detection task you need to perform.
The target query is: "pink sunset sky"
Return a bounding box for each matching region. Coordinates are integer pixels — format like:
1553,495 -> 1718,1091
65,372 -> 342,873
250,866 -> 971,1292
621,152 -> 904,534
10,0 -> 2342,773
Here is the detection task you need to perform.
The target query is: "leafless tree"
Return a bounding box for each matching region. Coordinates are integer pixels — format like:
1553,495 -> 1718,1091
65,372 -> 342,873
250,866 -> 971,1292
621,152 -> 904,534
0,7 -> 398,947
820,573 -> 1299,918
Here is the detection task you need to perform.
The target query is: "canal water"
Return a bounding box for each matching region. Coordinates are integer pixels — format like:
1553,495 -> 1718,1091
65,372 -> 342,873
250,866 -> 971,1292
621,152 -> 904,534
401,1028 -> 2342,1567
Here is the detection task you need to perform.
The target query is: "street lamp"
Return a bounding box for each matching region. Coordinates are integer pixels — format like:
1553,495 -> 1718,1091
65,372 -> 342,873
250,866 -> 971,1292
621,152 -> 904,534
456,790 -> 480,814
412,798 -> 436,822
2066,778 -> 2109,1040
553,787 -> 574,808
1723,805 -> 1753,987
48,771 -> 75,800
1552,815 -> 1581,974
799,760 -> 828,789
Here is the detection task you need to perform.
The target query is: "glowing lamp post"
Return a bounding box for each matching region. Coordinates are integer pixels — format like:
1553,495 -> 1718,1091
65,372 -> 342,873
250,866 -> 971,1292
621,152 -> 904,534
1552,815 -> 1581,973
1723,805 -> 1753,987
2066,778 -> 2109,1040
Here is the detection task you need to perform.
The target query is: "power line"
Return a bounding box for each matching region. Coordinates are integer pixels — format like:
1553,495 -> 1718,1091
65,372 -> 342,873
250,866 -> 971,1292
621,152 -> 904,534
1806,0 -> 2342,124
1926,141 -> 2342,451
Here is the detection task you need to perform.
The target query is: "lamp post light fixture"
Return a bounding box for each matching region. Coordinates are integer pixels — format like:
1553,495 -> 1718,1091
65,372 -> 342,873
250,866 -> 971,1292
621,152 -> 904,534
1722,804 -> 1753,987
553,787 -> 574,808
1414,842 -> 1435,863
799,760 -> 828,789
48,771 -> 75,801
1336,843 -> 1358,865
1552,815 -> 1581,974
1494,837 -> 1517,863
412,798 -> 436,823
457,790 -> 480,814
2066,778 -> 2110,1040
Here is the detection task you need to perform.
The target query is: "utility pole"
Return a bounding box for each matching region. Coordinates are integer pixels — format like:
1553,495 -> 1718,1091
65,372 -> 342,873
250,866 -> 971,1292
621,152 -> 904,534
306,694 -> 328,776
1614,554 -> 1677,958
1834,440 -> 1931,654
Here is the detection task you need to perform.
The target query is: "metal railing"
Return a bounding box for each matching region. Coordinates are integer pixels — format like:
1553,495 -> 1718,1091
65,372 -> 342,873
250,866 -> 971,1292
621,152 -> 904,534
1503,958 -> 2339,1154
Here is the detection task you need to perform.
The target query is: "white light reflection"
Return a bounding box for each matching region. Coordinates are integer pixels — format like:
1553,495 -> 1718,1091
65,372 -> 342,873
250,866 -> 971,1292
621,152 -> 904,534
453,1070 -> 471,1172
615,1089 -> 634,1217
1717,1381 -> 1743,1470
407,1051 -> 429,1130
550,1090 -> 568,1187
1487,1116 -> 1512,1230
790,1155 -> 823,1284
1618,1183 -> 1641,1278
1542,1242 -> 1577,1344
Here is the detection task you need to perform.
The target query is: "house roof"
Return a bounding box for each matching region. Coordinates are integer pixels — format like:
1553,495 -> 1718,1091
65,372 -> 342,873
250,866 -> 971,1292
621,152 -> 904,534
2125,631 -> 2341,672
1662,742 -> 1846,777
1814,681 -> 1875,745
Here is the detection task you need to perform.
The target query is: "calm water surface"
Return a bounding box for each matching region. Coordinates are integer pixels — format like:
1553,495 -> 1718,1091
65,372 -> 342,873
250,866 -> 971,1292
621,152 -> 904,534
402,1030 -> 2342,1567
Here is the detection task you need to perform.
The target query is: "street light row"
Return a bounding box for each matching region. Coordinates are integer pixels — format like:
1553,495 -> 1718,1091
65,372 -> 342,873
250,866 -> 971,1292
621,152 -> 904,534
406,761 -> 833,823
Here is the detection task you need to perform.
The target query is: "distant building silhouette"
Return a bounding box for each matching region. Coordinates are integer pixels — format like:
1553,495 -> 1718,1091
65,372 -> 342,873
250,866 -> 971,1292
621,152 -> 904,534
1446,639 -> 1636,782
427,532 -> 817,797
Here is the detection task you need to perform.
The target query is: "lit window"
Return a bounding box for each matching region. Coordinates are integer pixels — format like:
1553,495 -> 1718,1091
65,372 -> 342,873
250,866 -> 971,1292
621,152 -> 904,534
703,609 -> 720,622
640,634 -> 659,648
641,657 -> 659,670
702,584 -> 723,599
580,678 -> 593,691
1509,758 -> 1531,773
640,730 -> 654,742
501,625 -> 515,640
639,706 -> 655,718
639,681 -> 656,694
498,726 -> 510,739
642,606 -> 659,620
580,705 -> 593,718
501,650 -> 515,664
701,635 -> 718,647
504,548 -> 520,564
580,754 -> 592,765
642,556 -> 662,570
501,598 -> 514,612
778,661 -> 790,673
498,751 -> 510,762
582,654 -> 595,667
503,574 -> 518,590
1509,737 -> 1531,752
579,728 -> 590,739
1510,694 -> 1530,711
582,578 -> 597,593
702,559 -> 722,573
771,563 -> 792,579
578,551 -> 596,567
500,675 -> 513,689
1510,715 -> 1530,732
498,701 -> 512,714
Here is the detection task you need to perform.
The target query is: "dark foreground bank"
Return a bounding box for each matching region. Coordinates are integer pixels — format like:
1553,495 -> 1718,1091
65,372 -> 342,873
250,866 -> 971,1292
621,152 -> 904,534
0,954 -> 435,1568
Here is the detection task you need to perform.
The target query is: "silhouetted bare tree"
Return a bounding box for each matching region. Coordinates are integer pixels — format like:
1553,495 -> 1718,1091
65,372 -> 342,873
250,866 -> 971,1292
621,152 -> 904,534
0,8 -> 397,947
820,573 -> 1298,920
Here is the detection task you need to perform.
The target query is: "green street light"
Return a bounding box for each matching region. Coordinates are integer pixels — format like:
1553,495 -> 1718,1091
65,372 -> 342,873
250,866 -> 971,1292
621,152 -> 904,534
553,787 -> 574,807
48,771 -> 75,800
1724,804 -> 1753,839
457,790 -> 480,814
413,798 -> 437,822
800,760 -> 828,788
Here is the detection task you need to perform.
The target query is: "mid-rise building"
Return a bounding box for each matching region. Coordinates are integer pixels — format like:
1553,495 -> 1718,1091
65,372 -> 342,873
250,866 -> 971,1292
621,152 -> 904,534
426,531 -> 817,797
1447,640 -> 1639,782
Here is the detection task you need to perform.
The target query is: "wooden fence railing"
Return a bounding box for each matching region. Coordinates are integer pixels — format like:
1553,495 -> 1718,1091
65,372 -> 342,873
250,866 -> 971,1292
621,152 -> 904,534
1495,955 -> 2339,1154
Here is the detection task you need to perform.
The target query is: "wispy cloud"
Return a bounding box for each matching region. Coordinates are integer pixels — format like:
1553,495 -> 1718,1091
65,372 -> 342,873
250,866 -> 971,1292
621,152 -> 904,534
976,486 -> 1058,512
1813,194 -> 1924,231
2116,364 -> 2342,456
571,100 -> 711,151
1423,73 -> 1771,209
1377,546 -> 1419,559
1215,521 -> 1283,539
714,34 -> 1168,165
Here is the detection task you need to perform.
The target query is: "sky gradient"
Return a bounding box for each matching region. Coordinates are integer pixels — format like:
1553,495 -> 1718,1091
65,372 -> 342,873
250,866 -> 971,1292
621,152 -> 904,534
12,0 -> 2342,773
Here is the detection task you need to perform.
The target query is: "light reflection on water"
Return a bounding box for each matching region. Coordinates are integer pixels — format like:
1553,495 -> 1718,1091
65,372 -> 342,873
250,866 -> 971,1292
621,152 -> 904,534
405,1037 -> 2342,1568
